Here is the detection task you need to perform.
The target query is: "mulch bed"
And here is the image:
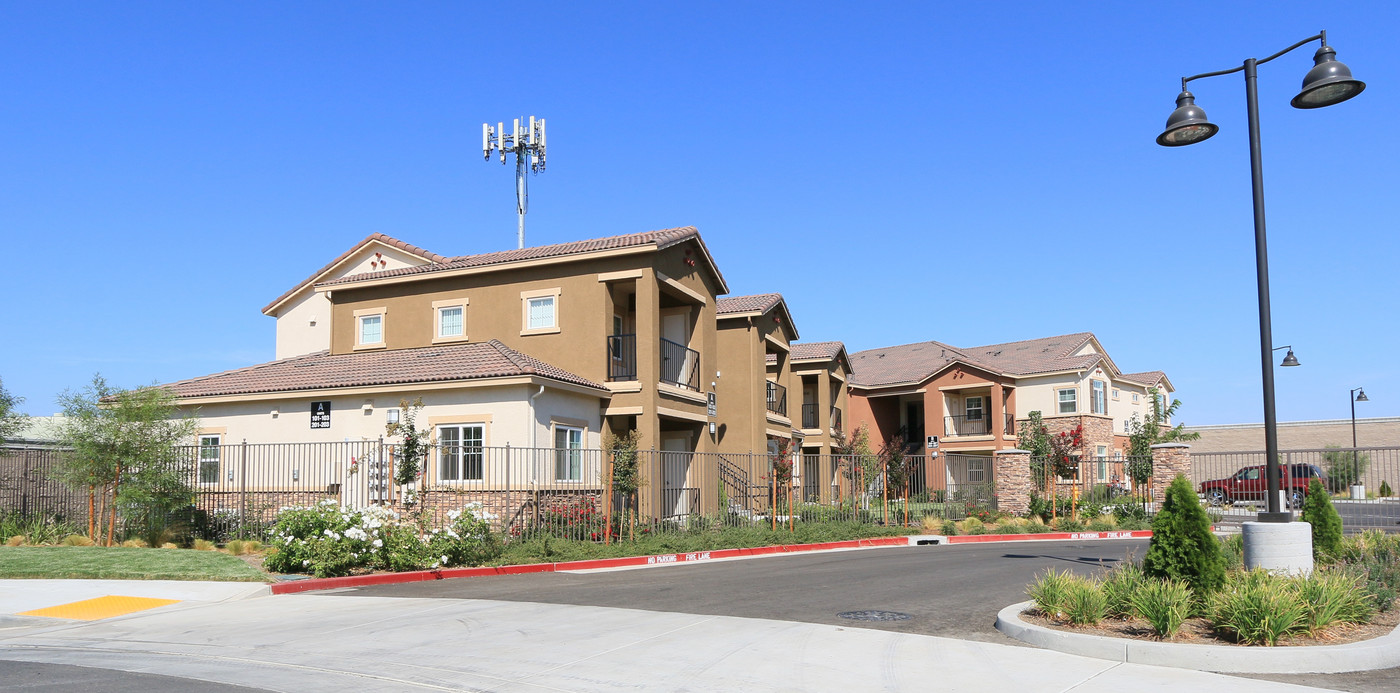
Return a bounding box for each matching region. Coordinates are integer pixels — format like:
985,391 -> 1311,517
1021,605 -> 1400,647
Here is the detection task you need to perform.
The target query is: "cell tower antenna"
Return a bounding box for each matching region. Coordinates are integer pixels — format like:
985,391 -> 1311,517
482,116 -> 547,249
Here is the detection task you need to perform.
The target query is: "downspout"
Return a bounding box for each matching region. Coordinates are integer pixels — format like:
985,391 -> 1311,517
529,384 -> 546,449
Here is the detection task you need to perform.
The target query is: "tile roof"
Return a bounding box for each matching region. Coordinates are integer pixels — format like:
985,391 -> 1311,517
318,226 -> 727,291
716,293 -> 783,315
262,233 -> 447,315
1119,370 -> 1166,386
157,340 -> 606,400
849,332 -> 1131,388
791,341 -> 845,361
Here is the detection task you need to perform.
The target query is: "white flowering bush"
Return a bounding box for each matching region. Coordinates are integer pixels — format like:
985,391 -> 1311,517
265,500 -> 500,577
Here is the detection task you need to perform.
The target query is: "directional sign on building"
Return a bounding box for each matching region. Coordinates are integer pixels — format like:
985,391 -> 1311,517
311,401 -> 332,429
926,435 -> 939,450
707,392 -> 717,418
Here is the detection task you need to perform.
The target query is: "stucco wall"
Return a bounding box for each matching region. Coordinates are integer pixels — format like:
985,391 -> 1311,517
1183,418 -> 1400,452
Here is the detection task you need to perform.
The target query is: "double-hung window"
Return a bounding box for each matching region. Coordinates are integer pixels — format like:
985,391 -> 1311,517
359,315 -> 382,345
554,426 -> 583,481
198,435 -> 221,484
521,288 -> 561,335
438,307 -> 463,338
965,396 -> 984,421
1091,380 -> 1107,414
1057,387 -> 1078,414
438,424 -> 484,481
528,297 -> 554,329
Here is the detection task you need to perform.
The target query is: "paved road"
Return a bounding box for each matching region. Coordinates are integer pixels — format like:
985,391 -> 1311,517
0,660 -> 270,692
343,539 -> 1147,642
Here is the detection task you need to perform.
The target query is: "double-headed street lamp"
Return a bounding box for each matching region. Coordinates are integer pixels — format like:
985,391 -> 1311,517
1158,31 -> 1364,524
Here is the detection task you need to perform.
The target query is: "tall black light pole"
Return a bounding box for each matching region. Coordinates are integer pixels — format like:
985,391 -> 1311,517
1158,31 -> 1365,523
1351,387 -> 1369,481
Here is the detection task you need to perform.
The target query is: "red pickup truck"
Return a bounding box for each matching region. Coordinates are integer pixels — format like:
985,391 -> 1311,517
1199,463 -> 1327,509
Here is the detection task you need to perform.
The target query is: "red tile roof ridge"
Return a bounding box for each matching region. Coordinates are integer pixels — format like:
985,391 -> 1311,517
320,226 -> 705,289
1119,370 -> 1167,385
262,232 -> 446,315
715,293 -> 784,315
965,331 -> 1096,357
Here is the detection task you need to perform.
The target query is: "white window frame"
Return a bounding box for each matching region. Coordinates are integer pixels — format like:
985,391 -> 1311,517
965,396 -> 984,421
1132,392 -> 1139,403
198,434 -> 222,485
520,288 -> 561,335
966,457 -> 985,483
1091,380 -> 1107,415
432,298 -> 468,343
1057,387 -> 1078,414
437,424 -> 485,482
353,307 -> 386,350
1096,445 -> 1108,479
1111,388 -> 1119,400
554,425 -> 584,481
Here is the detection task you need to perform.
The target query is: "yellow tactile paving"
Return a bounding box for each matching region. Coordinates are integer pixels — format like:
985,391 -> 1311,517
18,595 -> 181,621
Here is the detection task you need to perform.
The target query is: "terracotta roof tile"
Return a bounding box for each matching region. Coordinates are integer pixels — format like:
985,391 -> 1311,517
159,341 -> 605,399
262,233 -> 447,315
1119,370 -> 1166,386
791,341 -> 845,361
716,293 -> 783,315
318,226 -> 725,290
849,333 -> 1145,388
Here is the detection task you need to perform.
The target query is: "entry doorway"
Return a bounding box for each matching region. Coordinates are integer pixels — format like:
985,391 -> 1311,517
660,436 -> 694,519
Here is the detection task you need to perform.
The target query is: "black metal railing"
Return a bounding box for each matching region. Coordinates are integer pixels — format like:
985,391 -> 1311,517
766,381 -> 787,416
607,333 -> 637,381
945,414 -> 991,436
801,402 -> 818,429
831,407 -> 842,432
659,337 -> 699,390
1005,414 -> 1015,436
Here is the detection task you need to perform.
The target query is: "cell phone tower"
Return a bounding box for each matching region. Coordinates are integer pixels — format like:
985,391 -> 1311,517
483,117 -> 546,249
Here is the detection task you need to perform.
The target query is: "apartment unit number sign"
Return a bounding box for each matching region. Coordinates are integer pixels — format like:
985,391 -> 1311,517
311,401 -> 331,429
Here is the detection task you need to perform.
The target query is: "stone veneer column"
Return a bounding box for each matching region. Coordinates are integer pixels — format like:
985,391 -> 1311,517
994,449 -> 1033,516
1150,443 -> 1192,497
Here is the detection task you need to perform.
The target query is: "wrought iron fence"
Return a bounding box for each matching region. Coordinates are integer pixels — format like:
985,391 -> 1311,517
0,446 -> 89,524
1192,446 -> 1400,530
1027,454 -> 1153,521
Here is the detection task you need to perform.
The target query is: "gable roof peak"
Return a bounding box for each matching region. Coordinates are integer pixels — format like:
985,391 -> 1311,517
262,232 -> 446,315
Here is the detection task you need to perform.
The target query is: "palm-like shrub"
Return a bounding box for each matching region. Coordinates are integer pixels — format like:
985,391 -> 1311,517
1100,562 -> 1147,618
1300,479 -> 1343,560
1062,578 -> 1107,625
1208,569 -> 1306,645
1130,579 -> 1193,639
1027,569 -> 1076,619
1142,475 -> 1225,594
1295,571 -> 1373,634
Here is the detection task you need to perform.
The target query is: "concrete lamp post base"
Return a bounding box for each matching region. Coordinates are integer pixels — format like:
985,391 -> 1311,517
1242,520 -> 1314,576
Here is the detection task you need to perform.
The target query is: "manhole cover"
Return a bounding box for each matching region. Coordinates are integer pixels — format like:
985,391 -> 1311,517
837,610 -> 912,622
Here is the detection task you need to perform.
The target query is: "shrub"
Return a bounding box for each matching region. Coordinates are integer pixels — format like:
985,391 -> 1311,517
1087,517 -> 1117,532
1110,498 -> 1148,523
939,519 -> 959,536
6,535 -> 23,547
0,512 -> 86,545
959,516 -> 985,535
1027,569 -> 1076,619
1295,571 -> 1373,634
1300,479 -> 1343,560
1220,533 -> 1245,571
193,539 -> 216,551
160,542 -> 178,549
1332,530 -> 1400,611
1380,480 -> 1393,498
61,534 -> 94,546
1100,562 -> 1147,618
1062,578 -> 1108,626
920,515 -> 942,533
1208,570 -> 1306,645
1142,475 -> 1225,594
121,538 -> 148,548
1052,517 -> 1085,533
1131,579 -> 1193,639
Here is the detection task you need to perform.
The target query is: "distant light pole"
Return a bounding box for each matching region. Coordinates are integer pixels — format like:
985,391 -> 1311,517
1351,387 -> 1369,482
1157,31 -> 1364,523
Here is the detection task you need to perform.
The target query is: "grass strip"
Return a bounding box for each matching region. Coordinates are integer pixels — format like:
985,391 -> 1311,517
0,546 -> 271,582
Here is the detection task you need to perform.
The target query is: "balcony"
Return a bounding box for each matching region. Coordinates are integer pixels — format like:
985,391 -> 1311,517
801,402 -> 818,429
831,407 -> 842,432
766,381 -> 787,416
659,337 -> 699,390
944,413 -> 1016,437
607,334 -> 637,381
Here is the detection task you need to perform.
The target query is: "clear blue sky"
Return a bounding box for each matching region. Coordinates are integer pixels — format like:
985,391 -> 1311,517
2,2 -> 1397,427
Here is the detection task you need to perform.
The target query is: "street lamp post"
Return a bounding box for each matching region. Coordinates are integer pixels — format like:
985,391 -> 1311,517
1157,31 -> 1364,525
1351,387 -> 1369,489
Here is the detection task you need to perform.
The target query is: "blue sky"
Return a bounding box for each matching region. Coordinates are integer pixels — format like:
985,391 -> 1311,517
2,2 -> 1397,428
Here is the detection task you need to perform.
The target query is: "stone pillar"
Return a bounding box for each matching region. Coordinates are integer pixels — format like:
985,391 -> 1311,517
1149,443 -> 1192,498
994,449 -> 1033,516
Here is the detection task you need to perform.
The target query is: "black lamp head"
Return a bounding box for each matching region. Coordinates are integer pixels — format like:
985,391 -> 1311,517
1280,349 -> 1300,367
1355,388 -> 1368,402
1292,45 -> 1366,109
1157,90 -> 1219,146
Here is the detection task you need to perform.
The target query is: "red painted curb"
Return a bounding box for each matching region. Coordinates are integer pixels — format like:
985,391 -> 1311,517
944,530 -> 1152,544
269,535 -> 912,595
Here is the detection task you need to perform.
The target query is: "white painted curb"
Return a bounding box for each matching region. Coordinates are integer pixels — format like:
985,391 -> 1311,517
995,600 -> 1400,674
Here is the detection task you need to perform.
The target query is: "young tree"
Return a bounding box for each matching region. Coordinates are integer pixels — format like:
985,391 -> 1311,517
604,429 -> 641,539
1126,387 -> 1200,490
1018,411 -> 1053,489
1320,445 -> 1370,493
0,376 -> 30,445
53,375 -> 201,545
1142,475 -> 1225,594
386,398 -> 428,490
1300,478 -> 1343,560
834,424 -> 880,504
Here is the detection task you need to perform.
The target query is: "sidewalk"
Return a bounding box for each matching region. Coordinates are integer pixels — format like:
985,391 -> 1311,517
0,579 -> 1333,692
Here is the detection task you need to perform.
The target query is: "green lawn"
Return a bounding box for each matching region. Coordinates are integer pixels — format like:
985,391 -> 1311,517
0,546 -> 271,582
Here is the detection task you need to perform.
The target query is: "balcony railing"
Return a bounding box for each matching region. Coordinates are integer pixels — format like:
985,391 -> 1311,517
831,407 -> 842,432
1005,413 -> 1016,437
945,414 -> 991,436
766,381 -> 787,416
607,334 -> 637,381
659,337 -> 700,390
801,402 -> 818,429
